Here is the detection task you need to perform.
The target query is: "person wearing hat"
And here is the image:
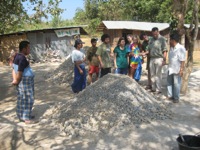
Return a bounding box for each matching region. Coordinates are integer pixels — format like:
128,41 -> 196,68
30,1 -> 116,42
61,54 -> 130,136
71,39 -> 87,93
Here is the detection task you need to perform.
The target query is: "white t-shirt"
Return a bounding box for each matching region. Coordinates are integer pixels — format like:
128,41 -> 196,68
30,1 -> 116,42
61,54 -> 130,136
71,49 -> 85,65
168,43 -> 186,75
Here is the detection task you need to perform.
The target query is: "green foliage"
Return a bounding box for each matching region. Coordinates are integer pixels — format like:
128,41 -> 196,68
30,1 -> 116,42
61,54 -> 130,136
73,0 -> 177,35
98,0 -> 124,20
184,0 -> 194,24
87,18 -> 101,34
51,16 -> 62,27
1,0 -> 198,36
85,0 -> 99,19
0,0 -> 27,34
156,0 -> 173,22
169,16 -> 178,32
74,8 -> 87,24
0,0 -> 64,34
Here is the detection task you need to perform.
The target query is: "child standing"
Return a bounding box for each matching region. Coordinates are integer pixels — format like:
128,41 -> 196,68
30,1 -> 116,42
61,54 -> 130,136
87,38 -> 100,84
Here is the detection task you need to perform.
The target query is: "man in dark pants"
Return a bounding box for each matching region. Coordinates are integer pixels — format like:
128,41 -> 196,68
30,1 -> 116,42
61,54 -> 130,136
140,32 -> 152,90
96,34 -> 112,77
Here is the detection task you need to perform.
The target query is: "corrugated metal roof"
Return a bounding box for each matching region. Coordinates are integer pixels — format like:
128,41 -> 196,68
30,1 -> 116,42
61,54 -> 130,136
184,24 -> 200,28
0,25 -> 88,36
101,21 -> 170,31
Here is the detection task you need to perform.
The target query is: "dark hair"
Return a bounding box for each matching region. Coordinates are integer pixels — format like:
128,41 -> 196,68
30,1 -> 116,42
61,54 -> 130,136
91,38 -> 97,43
74,39 -> 84,48
170,33 -> 180,42
139,32 -> 147,40
19,41 -> 30,52
152,27 -> 159,32
101,34 -> 110,42
117,37 -> 125,45
74,43 -> 78,48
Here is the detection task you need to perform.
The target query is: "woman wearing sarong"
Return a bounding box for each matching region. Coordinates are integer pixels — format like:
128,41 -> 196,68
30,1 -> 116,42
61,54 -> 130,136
12,41 -> 35,124
71,39 -> 87,93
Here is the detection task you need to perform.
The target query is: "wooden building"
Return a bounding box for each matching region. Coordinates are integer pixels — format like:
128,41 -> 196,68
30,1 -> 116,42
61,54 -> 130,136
97,21 -> 200,51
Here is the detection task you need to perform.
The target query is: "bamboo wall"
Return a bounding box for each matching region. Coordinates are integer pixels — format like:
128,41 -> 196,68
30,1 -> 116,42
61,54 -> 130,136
0,34 -> 27,63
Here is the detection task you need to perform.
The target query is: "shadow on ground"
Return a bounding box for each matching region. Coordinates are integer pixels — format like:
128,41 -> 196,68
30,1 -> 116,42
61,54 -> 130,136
0,63 -> 199,150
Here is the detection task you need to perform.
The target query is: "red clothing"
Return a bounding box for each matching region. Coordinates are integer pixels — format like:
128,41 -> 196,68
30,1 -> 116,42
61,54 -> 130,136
89,66 -> 99,75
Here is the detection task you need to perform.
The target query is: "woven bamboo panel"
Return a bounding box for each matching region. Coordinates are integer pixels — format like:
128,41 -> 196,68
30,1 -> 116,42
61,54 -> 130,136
0,34 -> 27,63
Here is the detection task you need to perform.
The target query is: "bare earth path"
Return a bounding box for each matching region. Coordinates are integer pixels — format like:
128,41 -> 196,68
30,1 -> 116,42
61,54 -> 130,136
0,62 -> 200,150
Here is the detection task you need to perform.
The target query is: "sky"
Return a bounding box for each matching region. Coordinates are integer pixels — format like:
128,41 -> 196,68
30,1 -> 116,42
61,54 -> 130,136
23,0 -> 84,20
59,0 -> 84,20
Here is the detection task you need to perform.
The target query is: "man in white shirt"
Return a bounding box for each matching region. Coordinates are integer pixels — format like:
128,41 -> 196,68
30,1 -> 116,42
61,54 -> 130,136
167,33 -> 186,103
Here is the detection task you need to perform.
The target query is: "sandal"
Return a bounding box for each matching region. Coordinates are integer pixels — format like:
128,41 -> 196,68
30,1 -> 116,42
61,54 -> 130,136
19,119 -> 25,122
166,97 -> 174,100
30,115 -> 35,119
19,115 -> 35,122
150,90 -> 156,93
24,120 -> 37,124
145,85 -> 152,90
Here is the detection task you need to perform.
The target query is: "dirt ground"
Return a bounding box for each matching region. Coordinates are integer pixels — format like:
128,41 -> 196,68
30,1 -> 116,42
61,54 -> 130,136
0,62 -> 200,150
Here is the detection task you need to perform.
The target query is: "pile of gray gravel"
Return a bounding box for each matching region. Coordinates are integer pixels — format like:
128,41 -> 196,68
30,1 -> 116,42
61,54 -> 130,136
44,56 -> 74,86
40,74 -> 173,138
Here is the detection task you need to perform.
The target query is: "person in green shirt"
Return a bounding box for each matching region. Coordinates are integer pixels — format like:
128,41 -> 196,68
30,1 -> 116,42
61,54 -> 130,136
142,27 -> 167,94
140,32 -> 152,90
114,37 -> 129,75
96,34 -> 112,77
87,38 -> 100,84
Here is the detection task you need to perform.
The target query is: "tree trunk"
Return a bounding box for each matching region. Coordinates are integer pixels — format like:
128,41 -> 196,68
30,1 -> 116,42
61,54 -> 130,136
172,0 -> 188,36
172,0 -> 199,94
181,42 -> 194,94
180,0 -> 199,94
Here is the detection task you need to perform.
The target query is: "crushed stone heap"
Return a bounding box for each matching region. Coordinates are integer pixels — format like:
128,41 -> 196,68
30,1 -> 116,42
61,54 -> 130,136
42,50 -> 62,63
44,56 -> 74,86
41,74 -> 173,138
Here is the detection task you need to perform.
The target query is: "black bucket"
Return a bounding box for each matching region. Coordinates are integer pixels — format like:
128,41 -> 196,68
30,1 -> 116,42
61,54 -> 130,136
177,134 -> 200,150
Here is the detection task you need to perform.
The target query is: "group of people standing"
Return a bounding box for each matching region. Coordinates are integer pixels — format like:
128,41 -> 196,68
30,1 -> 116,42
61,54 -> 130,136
10,27 -> 186,124
70,33 -> 142,93
140,27 -> 186,103
71,27 -> 186,104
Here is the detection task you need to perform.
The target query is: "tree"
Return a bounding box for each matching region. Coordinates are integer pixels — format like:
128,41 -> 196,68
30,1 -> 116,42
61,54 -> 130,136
98,0 -> 124,20
85,0 -> 99,19
0,0 -> 64,34
74,8 -> 87,25
156,0 -> 173,22
0,0 -> 26,34
49,0 -> 64,27
72,0 -> 199,35
172,0 -> 199,94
